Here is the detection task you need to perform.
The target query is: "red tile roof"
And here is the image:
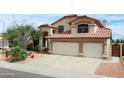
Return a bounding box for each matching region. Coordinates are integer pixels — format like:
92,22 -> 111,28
46,28 -> 112,39
51,14 -> 78,25
64,14 -> 78,17
38,24 -> 57,29
58,30 -> 71,34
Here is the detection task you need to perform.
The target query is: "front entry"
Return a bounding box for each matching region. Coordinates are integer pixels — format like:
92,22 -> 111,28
42,32 -> 48,48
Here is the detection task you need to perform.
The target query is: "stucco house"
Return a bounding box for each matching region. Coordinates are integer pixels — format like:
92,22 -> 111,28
38,14 -> 112,59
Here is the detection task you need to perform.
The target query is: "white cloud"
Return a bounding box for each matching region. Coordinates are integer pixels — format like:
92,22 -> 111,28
109,24 -> 124,39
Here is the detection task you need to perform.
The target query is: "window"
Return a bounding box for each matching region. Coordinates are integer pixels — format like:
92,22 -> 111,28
52,30 -> 56,34
78,24 -> 89,33
58,25 -> 64,33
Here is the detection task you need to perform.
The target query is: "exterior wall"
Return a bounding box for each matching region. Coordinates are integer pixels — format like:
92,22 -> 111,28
71,25 -> 77,34
89,24 -> 98,33
107,39 -> 111,58
40,27 -> 53,35
103,38 -> 111,58
51,17 -> 76,32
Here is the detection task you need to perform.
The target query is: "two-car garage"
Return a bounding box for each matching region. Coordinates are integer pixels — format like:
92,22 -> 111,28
52,42 -> 103,58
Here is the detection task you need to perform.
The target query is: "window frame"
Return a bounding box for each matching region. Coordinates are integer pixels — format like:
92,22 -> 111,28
58,25 -> 64,33
52,30 -> 56,34
77,24 -> 89,33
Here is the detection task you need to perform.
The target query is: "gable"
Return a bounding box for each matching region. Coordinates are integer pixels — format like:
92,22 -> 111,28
51,16 -> 77,32
51,14 -> 78,25
71,17 -> 95,25
69,16 -> 104,28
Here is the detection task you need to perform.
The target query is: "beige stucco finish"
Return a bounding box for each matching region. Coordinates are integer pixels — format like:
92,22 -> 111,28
40,27 -> 53,35
52,17 -> 76,32
104,39 -> 111,58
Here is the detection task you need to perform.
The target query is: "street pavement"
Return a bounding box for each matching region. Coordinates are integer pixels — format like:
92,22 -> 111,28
0,67 -> 52,78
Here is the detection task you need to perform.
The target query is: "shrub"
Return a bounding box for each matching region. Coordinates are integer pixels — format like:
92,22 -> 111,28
27,51 -> 32,55
33,45 -> 40,52
10,46 -> 28,62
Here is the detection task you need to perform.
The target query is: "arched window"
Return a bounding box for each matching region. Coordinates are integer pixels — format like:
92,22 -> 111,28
78,24 -> 89,33
58,25 -> 64,33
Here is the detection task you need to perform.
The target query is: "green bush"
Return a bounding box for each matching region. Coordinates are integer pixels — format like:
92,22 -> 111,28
32,45 -> 40,52
27,51 -> 32,55
10,46 -> 28,62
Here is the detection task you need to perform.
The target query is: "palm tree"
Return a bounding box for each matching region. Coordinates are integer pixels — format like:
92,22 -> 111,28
30,28 -> 43,51
3,26 -> 18,47
4,24 -> 43,51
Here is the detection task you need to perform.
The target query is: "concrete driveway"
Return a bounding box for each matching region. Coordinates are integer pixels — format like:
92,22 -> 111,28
0,55 -> 106,78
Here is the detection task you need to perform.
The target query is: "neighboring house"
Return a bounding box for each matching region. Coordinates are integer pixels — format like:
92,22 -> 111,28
0,40 -> 9,49
38,14 -> 112,59
0,34 -> 9,49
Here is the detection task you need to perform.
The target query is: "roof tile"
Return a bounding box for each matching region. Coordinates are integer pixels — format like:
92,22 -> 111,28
46,28 -> 112,39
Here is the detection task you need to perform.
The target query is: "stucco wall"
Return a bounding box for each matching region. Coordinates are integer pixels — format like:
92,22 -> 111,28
47,17 -> 100,34
40,27 -> 53,35
107,38 -> 111,58
104,38 -> 111,58
51,17 -> 76,32
89,24 -> 98,33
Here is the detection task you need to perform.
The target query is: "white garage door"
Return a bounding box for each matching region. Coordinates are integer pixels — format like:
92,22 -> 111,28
83,43 -> 103,58
52,42 -> 79,56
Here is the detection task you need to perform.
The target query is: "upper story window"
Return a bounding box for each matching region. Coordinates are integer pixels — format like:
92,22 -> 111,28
52,30 -> 56,34
78,24 -> 89,33
58,25 -> 64,33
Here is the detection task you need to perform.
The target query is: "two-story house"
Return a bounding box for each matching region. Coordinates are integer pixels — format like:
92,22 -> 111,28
38,14 -> 112,59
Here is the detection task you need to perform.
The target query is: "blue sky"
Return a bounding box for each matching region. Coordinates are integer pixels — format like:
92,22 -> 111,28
0,14 -> 123,40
